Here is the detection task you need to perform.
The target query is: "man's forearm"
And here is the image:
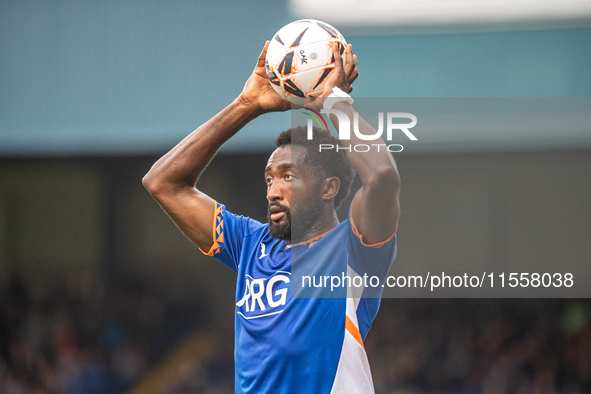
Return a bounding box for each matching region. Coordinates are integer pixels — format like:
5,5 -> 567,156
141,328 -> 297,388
331,101 -> 400,190
143,97 -> 261,192
327,100 -> 400,243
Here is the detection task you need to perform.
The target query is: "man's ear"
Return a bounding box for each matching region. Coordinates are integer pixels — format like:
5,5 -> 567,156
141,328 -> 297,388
322,177 -> 341,201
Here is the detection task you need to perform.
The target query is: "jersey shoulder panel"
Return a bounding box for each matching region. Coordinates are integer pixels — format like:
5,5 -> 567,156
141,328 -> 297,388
200,201 -> 268,273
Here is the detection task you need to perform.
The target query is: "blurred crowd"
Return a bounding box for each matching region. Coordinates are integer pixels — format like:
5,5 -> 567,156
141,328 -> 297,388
1,270 -> 590,394
0,271 -> 203,394
367,298 -> 591,394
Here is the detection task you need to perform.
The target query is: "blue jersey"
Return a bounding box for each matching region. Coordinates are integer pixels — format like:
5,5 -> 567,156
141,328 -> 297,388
201,202 -> 397,394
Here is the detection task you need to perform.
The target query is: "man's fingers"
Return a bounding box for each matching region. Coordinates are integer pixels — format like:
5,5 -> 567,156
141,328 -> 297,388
349,69 -> 359,84
344,44 -> 356,75
256,41 -> 270,69
333,43 -> 344,72
348,54 -> 358,83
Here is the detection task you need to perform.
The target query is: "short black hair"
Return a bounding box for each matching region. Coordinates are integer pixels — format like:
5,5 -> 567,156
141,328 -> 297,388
274,125 -> 355,209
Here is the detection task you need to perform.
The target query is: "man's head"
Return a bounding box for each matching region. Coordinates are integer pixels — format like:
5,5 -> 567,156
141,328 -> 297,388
265,125 -> 355,242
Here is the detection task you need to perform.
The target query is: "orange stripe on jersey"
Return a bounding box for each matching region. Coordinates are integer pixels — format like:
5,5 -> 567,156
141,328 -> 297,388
349,212 -> 397,249
287,227 -> 335,249
345,315 -> 364,349
299,228 -> 332,245
199,201 -> 224,256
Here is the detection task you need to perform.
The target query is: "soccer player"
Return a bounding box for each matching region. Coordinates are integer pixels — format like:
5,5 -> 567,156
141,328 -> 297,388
143,42 -> 400,393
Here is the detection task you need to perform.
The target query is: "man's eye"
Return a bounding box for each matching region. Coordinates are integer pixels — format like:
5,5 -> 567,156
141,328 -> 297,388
285,174 -> 293,180
266,177 -> 273,185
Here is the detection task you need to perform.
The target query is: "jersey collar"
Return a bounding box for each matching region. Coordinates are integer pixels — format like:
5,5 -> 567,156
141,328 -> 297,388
286,227 -> 335,249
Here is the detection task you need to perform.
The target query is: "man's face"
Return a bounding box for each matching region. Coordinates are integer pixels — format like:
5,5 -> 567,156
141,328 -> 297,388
265,145 -> 324,242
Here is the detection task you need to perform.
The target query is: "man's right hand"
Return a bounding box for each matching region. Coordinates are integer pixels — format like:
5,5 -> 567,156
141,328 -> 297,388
238,41 -> 293,114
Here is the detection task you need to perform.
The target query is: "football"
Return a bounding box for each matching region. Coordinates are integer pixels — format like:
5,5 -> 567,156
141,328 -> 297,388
265,19 -> 347,106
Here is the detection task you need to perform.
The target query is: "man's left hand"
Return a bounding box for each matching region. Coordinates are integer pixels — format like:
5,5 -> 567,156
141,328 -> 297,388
305,43 -> 358,111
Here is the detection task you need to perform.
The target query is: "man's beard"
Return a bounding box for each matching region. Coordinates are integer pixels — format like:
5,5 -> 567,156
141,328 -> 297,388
268,188 -> 324,242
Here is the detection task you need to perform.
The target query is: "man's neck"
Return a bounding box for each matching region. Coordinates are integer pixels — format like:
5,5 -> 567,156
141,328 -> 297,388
289,210 -> 339,245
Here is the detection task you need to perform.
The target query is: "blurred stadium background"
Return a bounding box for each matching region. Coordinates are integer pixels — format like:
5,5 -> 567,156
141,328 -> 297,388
1,0 -> 591,393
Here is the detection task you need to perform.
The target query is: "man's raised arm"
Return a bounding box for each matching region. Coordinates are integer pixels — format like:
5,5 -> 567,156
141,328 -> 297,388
142,41 -> 290,252
336,98 -> 401,245
309,44 -> 400,245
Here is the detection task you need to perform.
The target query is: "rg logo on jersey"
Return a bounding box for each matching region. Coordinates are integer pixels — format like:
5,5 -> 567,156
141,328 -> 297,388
236,272 -> 291,319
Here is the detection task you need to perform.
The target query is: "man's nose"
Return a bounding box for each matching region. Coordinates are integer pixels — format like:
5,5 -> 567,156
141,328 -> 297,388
267,181 -> 283,201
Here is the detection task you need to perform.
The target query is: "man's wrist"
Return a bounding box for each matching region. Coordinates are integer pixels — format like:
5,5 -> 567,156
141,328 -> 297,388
235,95 -> 264,118
322,87 -> 354,111
332,100 -> 354,110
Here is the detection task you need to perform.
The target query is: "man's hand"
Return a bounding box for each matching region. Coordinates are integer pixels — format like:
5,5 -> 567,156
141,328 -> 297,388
305,43 -> 358,111
239,41 -> 292,113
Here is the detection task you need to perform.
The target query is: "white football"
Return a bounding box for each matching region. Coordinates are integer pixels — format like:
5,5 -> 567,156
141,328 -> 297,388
265,19 -> 347,106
